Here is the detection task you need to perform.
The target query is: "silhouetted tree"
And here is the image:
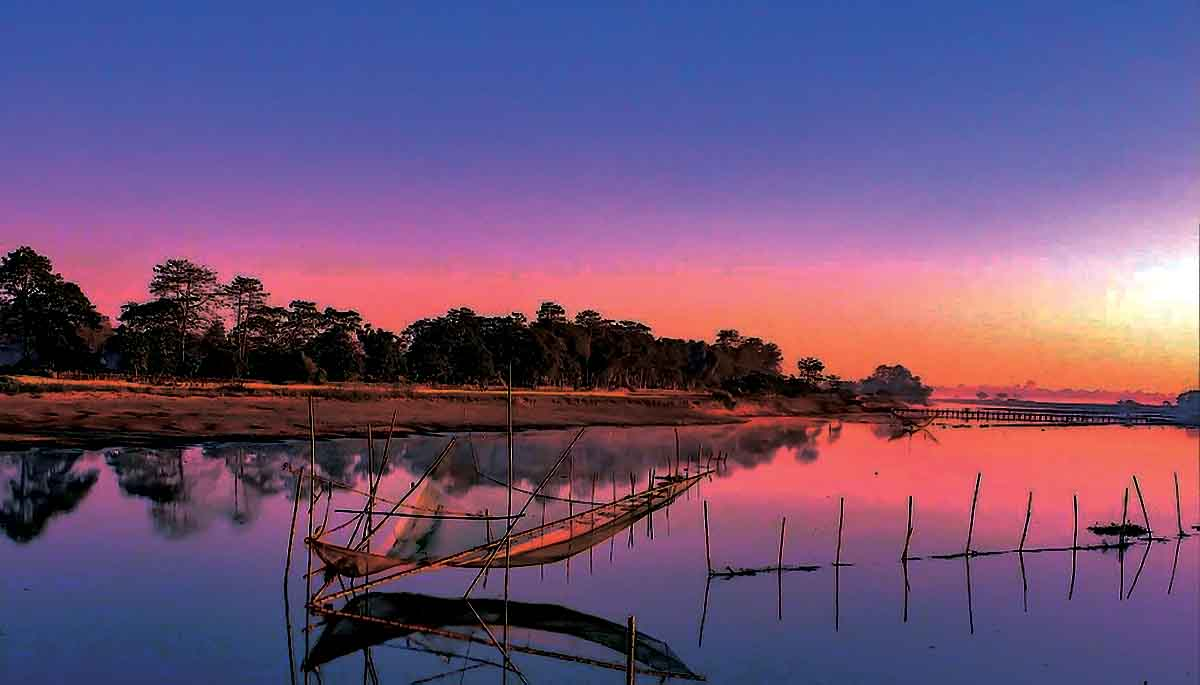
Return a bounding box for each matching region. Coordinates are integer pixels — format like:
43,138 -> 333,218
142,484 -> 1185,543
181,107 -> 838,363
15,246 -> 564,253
359,326 -> 406,381
224,275 -> 268,376
858,364 -> 932,403
149,259 -> 222,372
196,321 -> 237,377
113,299 -> 182,376
0,246 -> 103,370
797,357 -> 826,385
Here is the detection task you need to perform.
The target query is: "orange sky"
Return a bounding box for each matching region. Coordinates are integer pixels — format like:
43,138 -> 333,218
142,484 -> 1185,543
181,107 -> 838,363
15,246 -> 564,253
35,234 -> 1197,397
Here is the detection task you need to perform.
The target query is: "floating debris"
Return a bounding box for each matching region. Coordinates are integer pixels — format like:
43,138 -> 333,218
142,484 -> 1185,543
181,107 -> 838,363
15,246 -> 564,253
1088,522 -> 1148,538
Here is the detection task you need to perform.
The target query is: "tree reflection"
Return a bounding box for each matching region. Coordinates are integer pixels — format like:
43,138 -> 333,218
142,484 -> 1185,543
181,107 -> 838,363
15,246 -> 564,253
0,450 -> 98,543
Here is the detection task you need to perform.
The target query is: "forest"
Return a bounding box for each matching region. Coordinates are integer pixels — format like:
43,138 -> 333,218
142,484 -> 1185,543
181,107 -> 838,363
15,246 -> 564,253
0,246 -> 932,400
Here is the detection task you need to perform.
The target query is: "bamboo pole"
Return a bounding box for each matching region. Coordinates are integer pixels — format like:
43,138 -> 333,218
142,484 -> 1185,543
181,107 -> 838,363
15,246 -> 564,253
778,516 -> 787,570
611,473 -> 616,563
1072,494 -> 1078,550
648,468 -> 654,539
674,426 -> 681,476
305,397 -> 316,685
1174,472 -> 1184,537
965,473 -> 981,555
901,495 -> 914,561
703,501 -> 712,573
1119,487 -> 1129,549
1131,475 -> 1151,537
835,497 -> 845,565
504,364 -> 512,685
1019,491 -> 1033,552
285,467 -> 304,584
625,615 -> 637,685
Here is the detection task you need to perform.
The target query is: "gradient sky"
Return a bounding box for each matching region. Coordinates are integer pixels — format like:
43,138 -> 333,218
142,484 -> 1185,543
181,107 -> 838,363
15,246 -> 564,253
2,2 -> 1197,394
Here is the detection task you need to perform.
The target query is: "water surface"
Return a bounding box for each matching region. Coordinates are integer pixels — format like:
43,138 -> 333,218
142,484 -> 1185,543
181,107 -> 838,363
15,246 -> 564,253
2,419 -> 1197,683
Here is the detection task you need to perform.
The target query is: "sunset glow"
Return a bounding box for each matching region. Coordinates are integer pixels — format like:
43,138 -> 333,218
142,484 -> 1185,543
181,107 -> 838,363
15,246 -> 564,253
1,3 -> 1197,394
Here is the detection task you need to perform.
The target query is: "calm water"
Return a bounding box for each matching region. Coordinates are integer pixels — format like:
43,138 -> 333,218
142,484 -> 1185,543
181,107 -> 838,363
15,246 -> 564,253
2,419 -> 1197,684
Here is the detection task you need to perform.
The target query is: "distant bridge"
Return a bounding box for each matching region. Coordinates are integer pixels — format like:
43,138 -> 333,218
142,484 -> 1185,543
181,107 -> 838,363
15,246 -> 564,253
893,406 -> 1179,426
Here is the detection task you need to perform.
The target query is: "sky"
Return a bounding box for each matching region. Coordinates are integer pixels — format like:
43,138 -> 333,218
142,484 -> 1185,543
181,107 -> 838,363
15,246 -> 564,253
1,2 -> 1197,395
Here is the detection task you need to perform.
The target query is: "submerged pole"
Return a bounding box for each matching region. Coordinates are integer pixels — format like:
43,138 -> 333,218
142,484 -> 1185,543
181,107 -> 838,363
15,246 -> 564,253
625,615 -> 637,685
1019,491 -> 1033,552
1131,475 -> 1151,537
965,473 -> 981,555
703,500 -> 712,573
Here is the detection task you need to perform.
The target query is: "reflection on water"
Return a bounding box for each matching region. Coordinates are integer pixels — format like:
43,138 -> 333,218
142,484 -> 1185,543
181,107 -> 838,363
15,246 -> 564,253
0,450 -> 98,543
0,419 -> 1196,683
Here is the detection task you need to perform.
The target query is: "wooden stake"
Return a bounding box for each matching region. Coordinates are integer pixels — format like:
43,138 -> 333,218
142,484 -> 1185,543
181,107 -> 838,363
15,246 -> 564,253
1019,491 -> 1033,552
1175,472 -> 1185,537
901,495 -> 914,561
1072,493 -> 1078,550
625,615 -> 637,685
504,364 -> 512,685
835,497 -> 845,565
778,516 -> 787,570
648,468 -> 654,539
1131,475 -> 1151,537
703,500 -> 712,573
674,426 -> 681,475
1118,487 -> 1129,549
965,473 -> 981,555
305,396 -> 316,685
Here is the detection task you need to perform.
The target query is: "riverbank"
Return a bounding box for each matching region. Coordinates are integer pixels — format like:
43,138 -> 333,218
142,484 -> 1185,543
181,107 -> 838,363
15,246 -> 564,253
0,375 -> 871,447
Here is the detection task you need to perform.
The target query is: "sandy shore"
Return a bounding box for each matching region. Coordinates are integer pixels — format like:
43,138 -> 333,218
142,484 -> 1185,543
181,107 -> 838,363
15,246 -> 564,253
0,377 -> 863,447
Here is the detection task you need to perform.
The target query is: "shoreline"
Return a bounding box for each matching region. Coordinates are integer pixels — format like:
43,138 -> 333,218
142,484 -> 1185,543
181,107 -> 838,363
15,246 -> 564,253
0,378 -> 870,448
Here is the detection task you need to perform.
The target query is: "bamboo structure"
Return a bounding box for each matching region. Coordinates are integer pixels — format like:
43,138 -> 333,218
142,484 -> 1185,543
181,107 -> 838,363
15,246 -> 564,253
290,403 -> 712,682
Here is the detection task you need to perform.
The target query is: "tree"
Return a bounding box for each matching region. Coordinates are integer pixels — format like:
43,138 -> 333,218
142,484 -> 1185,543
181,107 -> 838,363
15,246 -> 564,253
0,246 -> 103,370
574,309 -> 604,328
715,329 -> 741,347
796,357 -> 826,385
536,301 -> 567,325
113,299 -> 181,376
149,259 -> 221,372
858,364 -> 932,403
359,326 -> 405,381
224,276 -> 268,377
196,321 -> 236,377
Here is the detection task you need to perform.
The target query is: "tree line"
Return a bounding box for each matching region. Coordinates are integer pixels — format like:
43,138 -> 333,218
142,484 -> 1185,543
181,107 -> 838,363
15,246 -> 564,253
0,246 -> 932,400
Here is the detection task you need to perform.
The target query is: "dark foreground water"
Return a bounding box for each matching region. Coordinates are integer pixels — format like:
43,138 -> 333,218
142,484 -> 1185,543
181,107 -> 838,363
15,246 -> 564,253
1,419 -> 1197,684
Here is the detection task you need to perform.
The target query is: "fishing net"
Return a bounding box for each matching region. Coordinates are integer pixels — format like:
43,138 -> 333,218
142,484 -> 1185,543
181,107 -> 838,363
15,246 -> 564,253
310,473 -> 704,578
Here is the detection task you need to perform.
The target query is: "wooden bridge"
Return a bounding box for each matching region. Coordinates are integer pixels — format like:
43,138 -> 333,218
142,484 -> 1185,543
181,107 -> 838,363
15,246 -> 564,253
893,406 -> 1178,426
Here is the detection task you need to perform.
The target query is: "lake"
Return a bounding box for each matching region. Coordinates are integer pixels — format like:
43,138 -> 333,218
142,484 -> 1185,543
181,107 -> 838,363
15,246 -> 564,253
1,418 -> 1197,683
